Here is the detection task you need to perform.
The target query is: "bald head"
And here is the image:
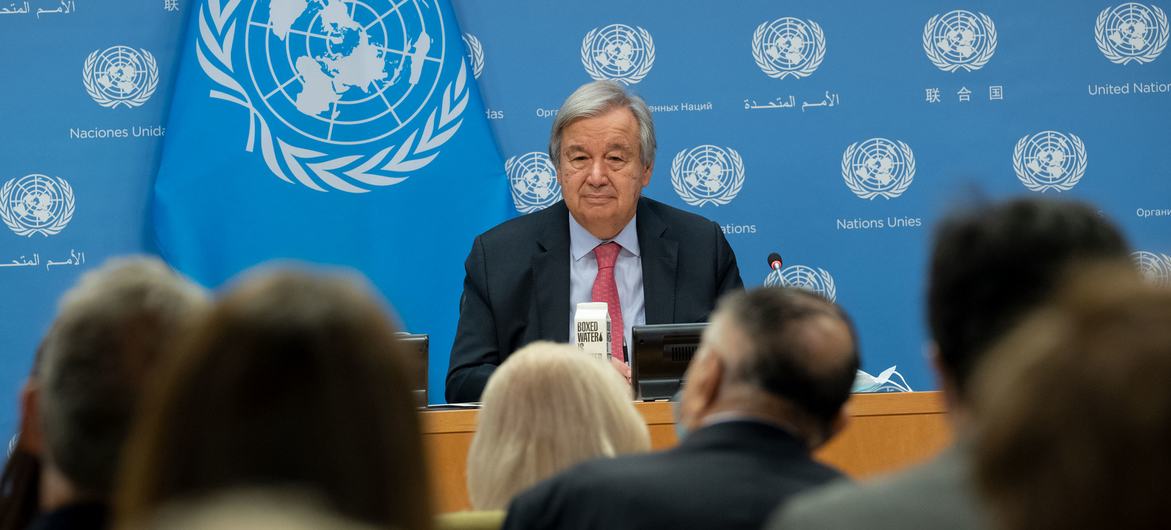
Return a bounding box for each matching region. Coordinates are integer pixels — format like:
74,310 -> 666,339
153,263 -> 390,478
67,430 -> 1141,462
680,288 -> 859,445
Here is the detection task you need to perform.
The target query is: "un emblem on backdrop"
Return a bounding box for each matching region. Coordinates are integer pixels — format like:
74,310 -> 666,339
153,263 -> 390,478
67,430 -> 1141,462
0,174 -> 76,237
923,10 -> 997,72
505,152 -> 561,214
196,0 -> 469,193
1132,250 -> 1171,287
841,138 -> 915,200
1013,131 -> 1087,193
463,33 -> 485,79
82,46 -> 158,109
1096,3 -> 1168,65
751,17 -> 826,79
765,265 -> 837,302
581,24 -> 655,85
670,145 -> 745,207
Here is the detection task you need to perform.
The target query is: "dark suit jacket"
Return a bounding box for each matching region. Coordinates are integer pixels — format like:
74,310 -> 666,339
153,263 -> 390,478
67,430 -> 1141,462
27,502 -> 109,530
500,421 -> 844,530
446,197 -> 742,403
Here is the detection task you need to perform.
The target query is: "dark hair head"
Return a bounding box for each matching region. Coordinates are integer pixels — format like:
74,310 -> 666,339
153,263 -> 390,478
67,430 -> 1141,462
38,257 -> 208,495
718,287 -> 860,431
973,266 -> 1171,530
927,198 -> 1128,401
116,268 -> 431,530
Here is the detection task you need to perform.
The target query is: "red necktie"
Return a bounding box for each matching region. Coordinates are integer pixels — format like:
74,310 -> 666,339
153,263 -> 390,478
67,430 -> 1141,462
591,242 -> 625,362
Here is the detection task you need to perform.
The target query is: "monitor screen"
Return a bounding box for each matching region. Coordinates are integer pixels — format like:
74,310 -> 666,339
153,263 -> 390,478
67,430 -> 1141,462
630,322 -> 707,401
395,333 -> 428,408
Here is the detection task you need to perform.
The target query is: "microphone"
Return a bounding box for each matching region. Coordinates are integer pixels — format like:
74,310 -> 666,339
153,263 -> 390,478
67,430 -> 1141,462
767,252 -> 784,274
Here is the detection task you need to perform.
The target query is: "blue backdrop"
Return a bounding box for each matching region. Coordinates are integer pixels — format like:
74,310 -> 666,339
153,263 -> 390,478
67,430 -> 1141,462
2,1 -> 1171,445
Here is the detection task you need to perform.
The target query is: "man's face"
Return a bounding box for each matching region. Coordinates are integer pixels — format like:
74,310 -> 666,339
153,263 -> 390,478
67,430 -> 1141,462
557,106 -> 652,239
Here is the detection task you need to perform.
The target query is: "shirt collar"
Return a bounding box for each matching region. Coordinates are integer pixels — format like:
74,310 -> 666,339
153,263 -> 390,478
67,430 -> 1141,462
569,212 -> 641,261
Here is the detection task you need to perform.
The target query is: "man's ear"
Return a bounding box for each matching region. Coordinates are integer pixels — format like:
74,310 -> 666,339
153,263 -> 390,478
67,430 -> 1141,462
19,379 -> 45,456
640,161 -> 653,187
692,353 -> 723,414
814,409 -> 850,450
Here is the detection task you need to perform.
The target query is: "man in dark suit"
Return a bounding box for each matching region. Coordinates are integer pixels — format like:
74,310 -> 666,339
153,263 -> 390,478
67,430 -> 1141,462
500,287 -> 860,530
446,80 -> 742,403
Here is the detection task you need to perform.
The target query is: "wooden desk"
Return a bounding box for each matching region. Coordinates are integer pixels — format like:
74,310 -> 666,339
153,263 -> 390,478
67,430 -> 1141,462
420,391 -> 952,513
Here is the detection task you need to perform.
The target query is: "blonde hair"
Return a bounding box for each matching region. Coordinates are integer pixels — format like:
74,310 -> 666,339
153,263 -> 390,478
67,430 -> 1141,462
466,342 -> 650,509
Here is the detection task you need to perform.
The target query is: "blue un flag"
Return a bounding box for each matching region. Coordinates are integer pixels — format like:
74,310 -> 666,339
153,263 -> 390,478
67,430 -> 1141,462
153,0 -> 511,401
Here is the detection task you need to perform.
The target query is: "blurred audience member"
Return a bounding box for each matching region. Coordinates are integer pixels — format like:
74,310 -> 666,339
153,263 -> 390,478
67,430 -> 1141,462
467,341 -> 650,510
502,287 -> 859,530
973,269 -> 1170,530
771,198 -> 1130,530
143,488 -> 378,530
0,341 -> 47,530
115,268 -> 432,530
22,257 -> 209,530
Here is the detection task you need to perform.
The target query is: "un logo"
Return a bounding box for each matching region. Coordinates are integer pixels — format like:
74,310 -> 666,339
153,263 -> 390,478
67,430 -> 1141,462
1096,3 -> 1168,65
765,265 -> 837,303
1013,131 -> 1087,193
581,24 -> 655,85
82,46 -> 158,109
506,152 -> 561,214
0,174 -> 76,237
923,10 -> 997,72
670,145 -> 745,207
463,33 -> 485,80
751,17 -> 826,79
841,138 -> 915,200
1133,250 -> 1171,287
196,0 -> 469,193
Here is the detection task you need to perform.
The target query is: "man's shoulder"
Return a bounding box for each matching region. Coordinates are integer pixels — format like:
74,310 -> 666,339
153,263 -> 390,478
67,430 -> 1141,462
639,196 -> 720,235
475,202 -> 566,249
504,455 -> 658,530
769,446 -> 985,530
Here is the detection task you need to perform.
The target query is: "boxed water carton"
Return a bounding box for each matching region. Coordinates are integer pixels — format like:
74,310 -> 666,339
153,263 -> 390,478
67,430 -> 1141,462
573,302 -> 611,361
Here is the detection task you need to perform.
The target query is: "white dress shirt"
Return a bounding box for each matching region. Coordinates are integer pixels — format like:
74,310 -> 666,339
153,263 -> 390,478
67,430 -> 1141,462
568,213 -> 646,360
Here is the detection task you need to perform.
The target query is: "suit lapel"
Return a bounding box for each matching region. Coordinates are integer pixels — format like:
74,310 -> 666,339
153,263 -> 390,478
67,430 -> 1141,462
637,199 -> 678,324
533,202 -> 571,342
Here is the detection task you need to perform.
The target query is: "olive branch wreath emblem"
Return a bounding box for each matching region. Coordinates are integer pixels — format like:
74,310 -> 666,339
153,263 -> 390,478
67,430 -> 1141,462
841,140 -> 915,200
922,11 -> 997,72
751,18 -> 826,80
581,25 -> 655,85
1095,4 -> 1168,65
196,0 -> 470,193
82,47 -> 159,109
1012,132 -> 1087,193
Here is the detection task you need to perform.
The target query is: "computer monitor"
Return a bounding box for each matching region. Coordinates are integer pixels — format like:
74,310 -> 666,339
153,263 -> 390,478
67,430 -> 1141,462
395,333 -> 429,408
630,322 -> 707,401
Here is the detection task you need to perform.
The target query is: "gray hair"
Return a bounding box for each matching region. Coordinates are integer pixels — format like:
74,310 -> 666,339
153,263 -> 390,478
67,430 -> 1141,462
38,256 -> 208,494
548,80 -> 656,170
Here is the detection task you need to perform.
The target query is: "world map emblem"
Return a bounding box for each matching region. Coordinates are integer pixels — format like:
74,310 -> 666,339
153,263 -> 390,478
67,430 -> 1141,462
580,24 -> 655,85
82,46 -> 159,109
463,33 -> 485,79
670,145 -> 745,207
1013,131 -> 1087,193
841,138 -> 915,200
1095,3 -> 1168,65
505,152 -> 560,214
923,10 -> 997,72
751,17 -> 826,79
0,174 -> 76,237
765,265 -> 837,303
1132,250 -> 1171,287
196,0 -> 469,193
